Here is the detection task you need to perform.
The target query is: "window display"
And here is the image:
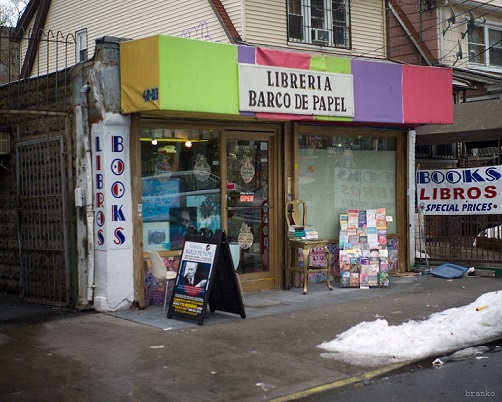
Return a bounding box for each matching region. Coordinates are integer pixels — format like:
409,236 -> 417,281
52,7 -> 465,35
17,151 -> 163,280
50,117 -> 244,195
141,128 -> 221,251
298,131 -> 397,239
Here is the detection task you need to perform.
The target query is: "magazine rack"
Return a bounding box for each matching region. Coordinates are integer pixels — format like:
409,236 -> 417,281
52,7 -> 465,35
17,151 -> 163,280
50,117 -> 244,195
285,200 -> 333,295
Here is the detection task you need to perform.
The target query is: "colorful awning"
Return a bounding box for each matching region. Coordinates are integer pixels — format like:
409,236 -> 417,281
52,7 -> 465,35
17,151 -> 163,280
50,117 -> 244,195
120,35 -> 452,125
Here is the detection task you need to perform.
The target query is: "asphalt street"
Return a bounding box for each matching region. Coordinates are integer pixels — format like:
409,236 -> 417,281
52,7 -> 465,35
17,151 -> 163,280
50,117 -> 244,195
301,340 -> 502,402
0,273 -> 501,401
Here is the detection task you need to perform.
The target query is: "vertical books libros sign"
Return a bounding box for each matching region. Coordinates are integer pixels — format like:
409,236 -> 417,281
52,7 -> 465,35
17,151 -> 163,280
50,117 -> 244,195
93,127 -> 131,250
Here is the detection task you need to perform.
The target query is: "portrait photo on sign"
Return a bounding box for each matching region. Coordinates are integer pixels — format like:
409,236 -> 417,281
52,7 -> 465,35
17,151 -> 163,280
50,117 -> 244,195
176,260 -> 210,297
143,222 -> 170,252
169,207 -> 197,249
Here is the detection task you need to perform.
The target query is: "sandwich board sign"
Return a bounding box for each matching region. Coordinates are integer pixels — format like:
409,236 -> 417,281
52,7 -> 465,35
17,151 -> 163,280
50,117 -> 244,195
167,228 -> 246,325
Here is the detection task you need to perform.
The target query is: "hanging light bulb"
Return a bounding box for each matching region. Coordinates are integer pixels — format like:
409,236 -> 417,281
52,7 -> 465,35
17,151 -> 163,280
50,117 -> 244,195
185,139 -> 192,148
152,138 -> 158,145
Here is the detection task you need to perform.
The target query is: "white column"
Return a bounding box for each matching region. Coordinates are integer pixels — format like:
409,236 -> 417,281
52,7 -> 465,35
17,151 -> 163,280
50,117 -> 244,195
408,129 -> 416,268
92,113 -> 134,311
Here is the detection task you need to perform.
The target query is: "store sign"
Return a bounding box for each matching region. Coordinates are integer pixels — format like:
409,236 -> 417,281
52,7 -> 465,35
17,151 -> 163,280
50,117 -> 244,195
416,166 -> 502,215
168,228 -> 246,325
239,192 -> 254,202
238,64 -> 354,117
93,128 -> 131,250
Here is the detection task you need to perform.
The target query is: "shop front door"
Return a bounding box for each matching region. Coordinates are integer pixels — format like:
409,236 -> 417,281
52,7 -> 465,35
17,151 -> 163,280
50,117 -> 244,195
222,131 -> 278,292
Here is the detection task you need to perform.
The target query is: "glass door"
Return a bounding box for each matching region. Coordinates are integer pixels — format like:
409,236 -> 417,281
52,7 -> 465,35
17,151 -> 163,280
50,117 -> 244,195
222,132 -> 274,278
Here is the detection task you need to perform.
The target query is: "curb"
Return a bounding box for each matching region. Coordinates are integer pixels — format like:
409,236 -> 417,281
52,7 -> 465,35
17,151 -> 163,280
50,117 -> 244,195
269,359 -> 421,401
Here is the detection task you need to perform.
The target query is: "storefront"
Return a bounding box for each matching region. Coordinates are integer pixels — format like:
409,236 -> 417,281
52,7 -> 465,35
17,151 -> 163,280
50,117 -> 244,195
120,35 -> 452,301
136,121 -> 282,295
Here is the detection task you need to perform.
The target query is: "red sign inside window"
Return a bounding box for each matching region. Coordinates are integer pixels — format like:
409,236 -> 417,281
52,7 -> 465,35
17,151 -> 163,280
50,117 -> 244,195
239,193 -> 254,202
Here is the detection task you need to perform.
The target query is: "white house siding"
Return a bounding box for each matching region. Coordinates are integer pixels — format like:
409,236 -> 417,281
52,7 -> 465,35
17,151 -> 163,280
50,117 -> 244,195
23,0 -> 389,75
222,0 -> 243,38
441,3 -> 502,68
242,0 -> 287,46
27,0 -> 229,76
240,0 -> 385,59
351,0 -> 386,59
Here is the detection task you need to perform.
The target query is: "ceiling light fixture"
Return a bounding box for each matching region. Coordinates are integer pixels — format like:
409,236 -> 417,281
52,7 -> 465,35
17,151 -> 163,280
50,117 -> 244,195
185,139 -> 192,148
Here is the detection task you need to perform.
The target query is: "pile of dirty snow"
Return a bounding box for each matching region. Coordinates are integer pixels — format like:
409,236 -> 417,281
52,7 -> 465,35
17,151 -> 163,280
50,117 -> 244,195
318,291 -> 502,367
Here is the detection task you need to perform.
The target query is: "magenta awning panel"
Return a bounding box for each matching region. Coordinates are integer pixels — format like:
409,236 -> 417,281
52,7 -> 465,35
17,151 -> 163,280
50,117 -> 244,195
256,48 -> 311,69
402,65 -> 453,124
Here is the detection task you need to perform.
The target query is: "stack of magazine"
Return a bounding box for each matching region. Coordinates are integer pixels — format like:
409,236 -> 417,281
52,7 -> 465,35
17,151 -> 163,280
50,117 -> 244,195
287,224 -> 319,240
338,208 -> 390,288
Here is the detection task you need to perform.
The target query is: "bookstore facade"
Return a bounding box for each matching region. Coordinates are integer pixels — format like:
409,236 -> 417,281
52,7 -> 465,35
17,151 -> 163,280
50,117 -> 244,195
120,35 -> 452,297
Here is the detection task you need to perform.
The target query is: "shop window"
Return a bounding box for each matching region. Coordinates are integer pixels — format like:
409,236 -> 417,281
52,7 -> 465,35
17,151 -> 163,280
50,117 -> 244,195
468,25 -> 502,69
140,128 -> 221,251
297,132 -> 397,239
287,0 -> 351,49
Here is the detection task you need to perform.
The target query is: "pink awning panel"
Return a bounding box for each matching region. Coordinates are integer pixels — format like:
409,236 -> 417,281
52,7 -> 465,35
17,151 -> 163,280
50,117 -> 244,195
256,48 -> 311,69
402,65 -> 453,125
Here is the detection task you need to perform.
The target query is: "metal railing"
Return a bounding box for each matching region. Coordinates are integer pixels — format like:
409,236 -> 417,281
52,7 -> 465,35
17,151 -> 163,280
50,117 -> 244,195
0,25 -> 75,111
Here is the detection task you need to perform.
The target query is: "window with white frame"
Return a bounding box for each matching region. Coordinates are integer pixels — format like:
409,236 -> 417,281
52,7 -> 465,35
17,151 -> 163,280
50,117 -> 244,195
76,29 -> 88,63
287,0 -> 351,48
468,25 -> 502,69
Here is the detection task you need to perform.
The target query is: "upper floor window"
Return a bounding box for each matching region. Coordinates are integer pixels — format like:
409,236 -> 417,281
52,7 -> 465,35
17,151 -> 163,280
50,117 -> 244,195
468,25 -> 502,69
287,0 -> 351,48
76,29 -> 88,63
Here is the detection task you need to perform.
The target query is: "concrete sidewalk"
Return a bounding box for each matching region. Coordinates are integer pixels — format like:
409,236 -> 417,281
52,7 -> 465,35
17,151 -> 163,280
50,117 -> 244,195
1,274 -> 501,401
110,274 -> 442,329
110,273 -> 499,331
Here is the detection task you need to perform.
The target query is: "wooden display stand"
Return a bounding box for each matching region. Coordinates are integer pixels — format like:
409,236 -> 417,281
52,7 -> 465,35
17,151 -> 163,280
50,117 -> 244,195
286,239 -> 333,295
284,200 -> 333,295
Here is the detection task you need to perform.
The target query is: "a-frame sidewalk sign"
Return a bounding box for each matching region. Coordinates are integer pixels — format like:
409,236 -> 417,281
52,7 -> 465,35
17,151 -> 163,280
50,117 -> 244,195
167,227 -> 246,325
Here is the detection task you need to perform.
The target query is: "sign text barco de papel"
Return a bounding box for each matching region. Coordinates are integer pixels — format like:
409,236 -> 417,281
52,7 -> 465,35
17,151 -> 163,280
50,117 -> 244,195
238,64 -> 354,117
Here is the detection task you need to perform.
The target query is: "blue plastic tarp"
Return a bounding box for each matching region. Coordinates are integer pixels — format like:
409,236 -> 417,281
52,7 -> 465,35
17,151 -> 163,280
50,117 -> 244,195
430,263 -> 469,279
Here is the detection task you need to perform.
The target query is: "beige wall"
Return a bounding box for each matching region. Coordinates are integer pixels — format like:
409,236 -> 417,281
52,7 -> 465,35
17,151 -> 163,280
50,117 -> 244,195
22,0 -> 230,76
440,3 -> 502,69
240,0 -> 386,59
23,0 -> 391,76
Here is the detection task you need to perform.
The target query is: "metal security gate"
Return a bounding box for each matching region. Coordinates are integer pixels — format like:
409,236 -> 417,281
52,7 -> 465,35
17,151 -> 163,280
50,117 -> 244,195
16,137 -> 71,306
416,214 -> 502,266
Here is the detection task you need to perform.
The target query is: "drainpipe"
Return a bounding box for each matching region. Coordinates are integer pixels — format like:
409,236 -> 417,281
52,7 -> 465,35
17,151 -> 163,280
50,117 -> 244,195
80,83 -> 96,303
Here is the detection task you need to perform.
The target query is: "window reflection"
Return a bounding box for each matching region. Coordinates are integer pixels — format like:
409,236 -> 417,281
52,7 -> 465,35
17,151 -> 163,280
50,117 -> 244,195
140,128 -> 221,251
298,133 -> 397,238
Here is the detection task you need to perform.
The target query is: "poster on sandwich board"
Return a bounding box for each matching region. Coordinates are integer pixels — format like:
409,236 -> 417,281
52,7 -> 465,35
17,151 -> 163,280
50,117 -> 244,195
167,228 -> 245,325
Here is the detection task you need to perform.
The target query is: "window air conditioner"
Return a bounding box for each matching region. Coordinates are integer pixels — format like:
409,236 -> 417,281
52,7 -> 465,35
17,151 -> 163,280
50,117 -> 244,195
312,28 -> 329,44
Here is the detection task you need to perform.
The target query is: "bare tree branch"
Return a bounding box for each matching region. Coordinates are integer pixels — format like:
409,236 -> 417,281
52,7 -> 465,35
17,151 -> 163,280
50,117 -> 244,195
0,0 -> 29,27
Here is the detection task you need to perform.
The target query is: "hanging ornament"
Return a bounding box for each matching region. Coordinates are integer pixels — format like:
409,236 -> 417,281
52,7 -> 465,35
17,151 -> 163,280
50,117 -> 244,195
262,182 -> 268,198
240,155 -> 255,184
238,223 -> 253,249
153,153 -> 171,181
193,154 -> 211,182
